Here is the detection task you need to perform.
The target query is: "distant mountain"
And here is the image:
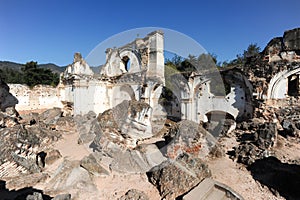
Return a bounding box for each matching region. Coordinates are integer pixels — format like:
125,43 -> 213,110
39,63 -> 66,74
0,61 -> 24,71
0,61 -> 66,74
90,65 -> 102,73
0,61 -> 101,74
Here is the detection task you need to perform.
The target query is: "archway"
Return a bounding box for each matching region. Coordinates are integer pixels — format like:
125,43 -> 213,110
288,74 -> 299,96
267,66 -> 300,99
119,48 -> 142,73
204,111 -> 235,137
111,84 -> 136,107
121,56 -> 131,71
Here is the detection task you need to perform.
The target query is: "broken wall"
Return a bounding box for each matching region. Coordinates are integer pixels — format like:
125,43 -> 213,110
8,84 -> 63,111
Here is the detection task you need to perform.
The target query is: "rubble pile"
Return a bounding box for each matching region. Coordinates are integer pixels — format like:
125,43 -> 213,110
230,121 -> 277,165
275,106 -> 300,137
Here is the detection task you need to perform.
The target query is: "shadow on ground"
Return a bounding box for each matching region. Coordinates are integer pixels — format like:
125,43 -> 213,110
248,156 -> 300,200
0,180 -> 52,200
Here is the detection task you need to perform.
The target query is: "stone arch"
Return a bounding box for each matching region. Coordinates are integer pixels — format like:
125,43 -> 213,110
119,48 -> 142,73
267,66 -> 300,99
121,56 -> 131,71
204,110 -> 236,137
205,110 -> 235,121
111,84 -> 136,107
149,83 -> 167,132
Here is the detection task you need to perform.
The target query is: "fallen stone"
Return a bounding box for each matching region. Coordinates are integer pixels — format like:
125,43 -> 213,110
52,193 -> 71,200
96,100 -> 153,148
109,144 -> 167,173
182,178 -> 244,200
282,119 -> 299,137
255,122 -> 277,149
45,149 -> 62,165
147,153 -> 211,200
55,116 -> 76,134
26,192 -> 43,200
165,120 -> 217,159
230,142 -> 272,165
80,153 -> 109,176
78,118 -> 98,144
0,79 -> 18,111
45,160 -> 96,193
4,173 -> 49,190
38,108 -> 62,125
118,189 -> 149,200
75,111 -> 97,144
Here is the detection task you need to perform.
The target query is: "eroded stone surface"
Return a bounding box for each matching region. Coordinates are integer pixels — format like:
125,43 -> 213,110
147,153 -> 211,200
165,120 -> 217,159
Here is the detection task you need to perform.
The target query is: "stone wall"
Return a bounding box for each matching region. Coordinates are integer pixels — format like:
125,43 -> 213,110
8,84 -> 63,111
168,69 -> 253,123
263,28 -> 300,63
61,31 -> 165,116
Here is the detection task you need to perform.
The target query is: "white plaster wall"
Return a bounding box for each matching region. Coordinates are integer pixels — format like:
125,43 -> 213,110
73,82 -> 97,115
58,84 -> 74,103
272,79 -> 287,99
131,85 -> 140,101
93,83 -> 110,114
193,82 -> 239,122
227,85 -> 248,118
8,84 -> 63,111
65,61 -> 94,76
111,85 -> 135,108
267,67 -> 300,99
9,84 -> 30,108
119,50 -> 141,73
180,77 -> 249,123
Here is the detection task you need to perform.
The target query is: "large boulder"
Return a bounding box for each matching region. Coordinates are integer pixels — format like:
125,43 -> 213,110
80,153 -> 109,176
52,194 -> 71,200
147,153 -> 211,200
255,122 -> 277,149
38,108 -> 62,126
231,122 -> 276,165
109,144 -> 167,173
89,100 -> 167,173
96,100 -> 153,148
275,106 -> 300,137
0,79 -> 19,128
45,160 -> 99,199
231,142 -> 269,165
165,120 -> 218,159
45,149 -> 62,165
75,111 -> 97,144
55,116 -> 76,134
0,79 -> 18,112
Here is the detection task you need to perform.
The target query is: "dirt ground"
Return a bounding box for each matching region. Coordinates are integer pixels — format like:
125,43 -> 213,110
207,136 -> 286,200
10,121 -> 299,200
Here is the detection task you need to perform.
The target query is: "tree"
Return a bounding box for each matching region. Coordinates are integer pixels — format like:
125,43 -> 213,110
243,43 -> 260,58
222,43 -> 261,67
22,61 -> 59,88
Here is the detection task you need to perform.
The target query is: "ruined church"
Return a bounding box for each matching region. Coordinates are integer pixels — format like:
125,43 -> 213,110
8,28 -> 300,126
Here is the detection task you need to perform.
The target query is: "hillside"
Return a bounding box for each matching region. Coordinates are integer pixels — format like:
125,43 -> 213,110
0,61 -> 101,75
0,61 -> 66,74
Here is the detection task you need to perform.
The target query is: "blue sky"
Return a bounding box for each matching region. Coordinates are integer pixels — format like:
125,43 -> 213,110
1,0 -> 300,66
